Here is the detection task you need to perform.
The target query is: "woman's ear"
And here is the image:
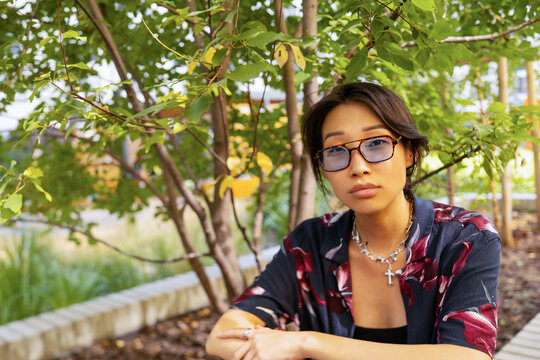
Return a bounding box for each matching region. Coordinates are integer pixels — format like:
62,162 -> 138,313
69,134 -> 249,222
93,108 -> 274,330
405,144 -> 415,168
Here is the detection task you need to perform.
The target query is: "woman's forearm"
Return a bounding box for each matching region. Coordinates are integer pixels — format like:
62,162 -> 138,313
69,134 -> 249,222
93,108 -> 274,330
205,309 -> 265,359
301,331 -> 491,360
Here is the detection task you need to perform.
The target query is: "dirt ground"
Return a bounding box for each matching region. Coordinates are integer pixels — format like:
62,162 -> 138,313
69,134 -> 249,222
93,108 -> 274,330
58,213 -> 540,359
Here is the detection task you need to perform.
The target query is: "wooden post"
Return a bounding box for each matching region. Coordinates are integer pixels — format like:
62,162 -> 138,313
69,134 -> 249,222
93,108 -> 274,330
526,61 -> 540,229
498,57 -> 514,246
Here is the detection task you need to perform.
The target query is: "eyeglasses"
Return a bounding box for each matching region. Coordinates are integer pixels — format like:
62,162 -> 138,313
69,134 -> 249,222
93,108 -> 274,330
315,135 -> 401,172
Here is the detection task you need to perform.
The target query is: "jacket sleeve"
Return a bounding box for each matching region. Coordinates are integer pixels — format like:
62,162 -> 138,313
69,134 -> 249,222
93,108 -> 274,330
231,235 -> 300,329
435,230 -> 501,358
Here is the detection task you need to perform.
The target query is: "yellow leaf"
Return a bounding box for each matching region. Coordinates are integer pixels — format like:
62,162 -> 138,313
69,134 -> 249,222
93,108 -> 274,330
274,42 -> 288,68
219,175 -> 234,199
23,167 -> 44,178
227,156 -> 244,176
201,46 -> 217,67
256,152 -> 273,175
289,44 -> 306,71
187,62 -> 197,74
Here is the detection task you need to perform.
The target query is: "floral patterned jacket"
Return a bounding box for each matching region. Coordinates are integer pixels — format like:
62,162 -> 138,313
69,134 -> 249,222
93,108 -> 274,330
233,196 -> 501,358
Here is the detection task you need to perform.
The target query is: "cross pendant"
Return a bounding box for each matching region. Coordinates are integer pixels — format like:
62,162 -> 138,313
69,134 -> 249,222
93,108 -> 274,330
384,266 -> 395,286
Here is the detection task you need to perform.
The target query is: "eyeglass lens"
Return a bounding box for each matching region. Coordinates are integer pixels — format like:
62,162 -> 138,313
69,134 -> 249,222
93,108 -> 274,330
319,136 -> 395,171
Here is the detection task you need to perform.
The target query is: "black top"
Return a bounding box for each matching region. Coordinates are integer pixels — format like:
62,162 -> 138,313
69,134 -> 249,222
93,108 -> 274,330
353,325 -> 408,344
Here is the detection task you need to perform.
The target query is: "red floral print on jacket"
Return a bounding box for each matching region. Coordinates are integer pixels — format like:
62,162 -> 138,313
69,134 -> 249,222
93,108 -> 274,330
442,303 -> 498,357
284,235 -> 326,307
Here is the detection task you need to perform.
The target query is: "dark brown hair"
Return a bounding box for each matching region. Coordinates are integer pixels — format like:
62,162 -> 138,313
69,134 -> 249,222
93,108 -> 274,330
301,82 -> 428,194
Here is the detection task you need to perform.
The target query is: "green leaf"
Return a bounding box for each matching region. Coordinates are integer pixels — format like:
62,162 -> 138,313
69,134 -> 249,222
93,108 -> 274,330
23,167 -> 44,178
184,93 -> 212,123
411,0 -> 435,11
294,71 -> 312,86
430,21 -> 454,41
34,72 -> 51,81
66,62 -> 97,74
172,122 -> 186,134
455,98 -> 476,107
143,132 -> 165,153
127,101 -> 176,121
415,48 -> 431,66
4,193 -> 22,213
377,43 -> 415,71
62,30 -> 87,42
346,49 -> 368,79
343,19 -> 363,33
446,44 -> 473,62
488,102 -> 507,113
431,53 -> 454,75
31,179 -> 52,202
38,35 -> 55,48
227,62 -> 270,82
212,47 -> 228,67
29,81 -> 48,102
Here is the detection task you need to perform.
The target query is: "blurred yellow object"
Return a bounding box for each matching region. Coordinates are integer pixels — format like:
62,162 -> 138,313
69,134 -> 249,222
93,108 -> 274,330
201,176 -> 260,199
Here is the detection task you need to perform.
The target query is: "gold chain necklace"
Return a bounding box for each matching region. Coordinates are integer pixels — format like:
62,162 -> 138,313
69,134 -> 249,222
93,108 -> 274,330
352,199 -> 414,286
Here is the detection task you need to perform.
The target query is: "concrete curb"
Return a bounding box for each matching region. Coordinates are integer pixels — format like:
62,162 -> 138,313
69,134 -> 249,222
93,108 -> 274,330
0,246 -> 279,360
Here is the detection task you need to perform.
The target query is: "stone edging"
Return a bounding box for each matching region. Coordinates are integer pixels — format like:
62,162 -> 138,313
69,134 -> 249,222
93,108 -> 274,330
0,246 -> 280,360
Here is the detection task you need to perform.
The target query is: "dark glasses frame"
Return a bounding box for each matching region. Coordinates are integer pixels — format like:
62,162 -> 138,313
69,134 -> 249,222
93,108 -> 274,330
315,135 -> 401,172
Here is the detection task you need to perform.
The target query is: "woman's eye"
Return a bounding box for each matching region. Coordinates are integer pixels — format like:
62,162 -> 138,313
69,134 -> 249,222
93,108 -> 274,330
327,147 -> 347,155
367,138 -> 388,148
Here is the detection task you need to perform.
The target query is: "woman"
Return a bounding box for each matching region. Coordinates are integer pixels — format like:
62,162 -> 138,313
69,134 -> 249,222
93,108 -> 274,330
206,82 -> 500,360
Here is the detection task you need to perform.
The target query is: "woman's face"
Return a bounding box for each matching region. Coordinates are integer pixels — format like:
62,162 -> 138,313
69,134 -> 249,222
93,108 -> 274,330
321,102 -> 413,215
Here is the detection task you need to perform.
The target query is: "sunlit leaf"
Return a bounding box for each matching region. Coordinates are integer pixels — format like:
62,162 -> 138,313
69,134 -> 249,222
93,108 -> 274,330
256,152 -> 273,175
274,42 -> 288,68
289,44 -> 306,71
218,175 -> 234,198
4,193 -> 22,213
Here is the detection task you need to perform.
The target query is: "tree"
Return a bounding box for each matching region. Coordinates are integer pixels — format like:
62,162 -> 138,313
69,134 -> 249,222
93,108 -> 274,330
0,0 -> 538,312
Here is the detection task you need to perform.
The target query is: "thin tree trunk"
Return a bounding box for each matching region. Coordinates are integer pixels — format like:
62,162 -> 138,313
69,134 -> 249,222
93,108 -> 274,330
163,165 -> 227,313
295,0 -> 318,226
211,89 -> 245,300
498,57 -> 514,246
475,67 -> 501,230
526,61 -> 540,230
274,0 -> 302,232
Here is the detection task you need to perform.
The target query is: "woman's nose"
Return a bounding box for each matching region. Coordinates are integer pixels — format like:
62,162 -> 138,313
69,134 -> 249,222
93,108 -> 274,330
348,148 -> 371,176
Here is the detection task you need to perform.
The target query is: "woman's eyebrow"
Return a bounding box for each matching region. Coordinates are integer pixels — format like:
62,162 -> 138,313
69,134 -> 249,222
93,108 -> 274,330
323,131 -> 344,141
323,125 -> 387,141
362,124 -> 387,131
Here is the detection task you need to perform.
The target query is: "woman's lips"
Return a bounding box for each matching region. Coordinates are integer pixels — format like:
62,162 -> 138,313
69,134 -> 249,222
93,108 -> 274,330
349,184 -> 379,198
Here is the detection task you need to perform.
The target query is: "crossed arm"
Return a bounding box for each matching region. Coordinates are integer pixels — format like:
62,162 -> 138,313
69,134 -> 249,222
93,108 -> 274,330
205,309 -> 491,360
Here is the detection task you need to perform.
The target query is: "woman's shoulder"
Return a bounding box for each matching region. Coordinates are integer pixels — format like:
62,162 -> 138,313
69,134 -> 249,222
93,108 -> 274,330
287,210 -> 352,249
425,199 -> 500,250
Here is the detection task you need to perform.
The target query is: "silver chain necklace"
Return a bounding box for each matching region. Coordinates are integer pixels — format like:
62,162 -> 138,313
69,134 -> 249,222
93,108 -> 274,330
351,200 -> 414,286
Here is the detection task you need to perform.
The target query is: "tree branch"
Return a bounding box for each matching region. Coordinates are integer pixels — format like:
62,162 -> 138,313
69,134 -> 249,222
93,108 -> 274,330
412,146 -> 482,186
401,17 -> 540,48
15,217 -> 210,263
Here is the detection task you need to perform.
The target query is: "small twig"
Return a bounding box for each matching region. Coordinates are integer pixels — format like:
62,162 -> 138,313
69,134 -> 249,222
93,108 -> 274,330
183,126 -> 229,168
57,0 -> 74,91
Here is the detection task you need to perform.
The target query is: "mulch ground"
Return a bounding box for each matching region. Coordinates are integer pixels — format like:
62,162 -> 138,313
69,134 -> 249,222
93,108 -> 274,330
58,213 -> 540,359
